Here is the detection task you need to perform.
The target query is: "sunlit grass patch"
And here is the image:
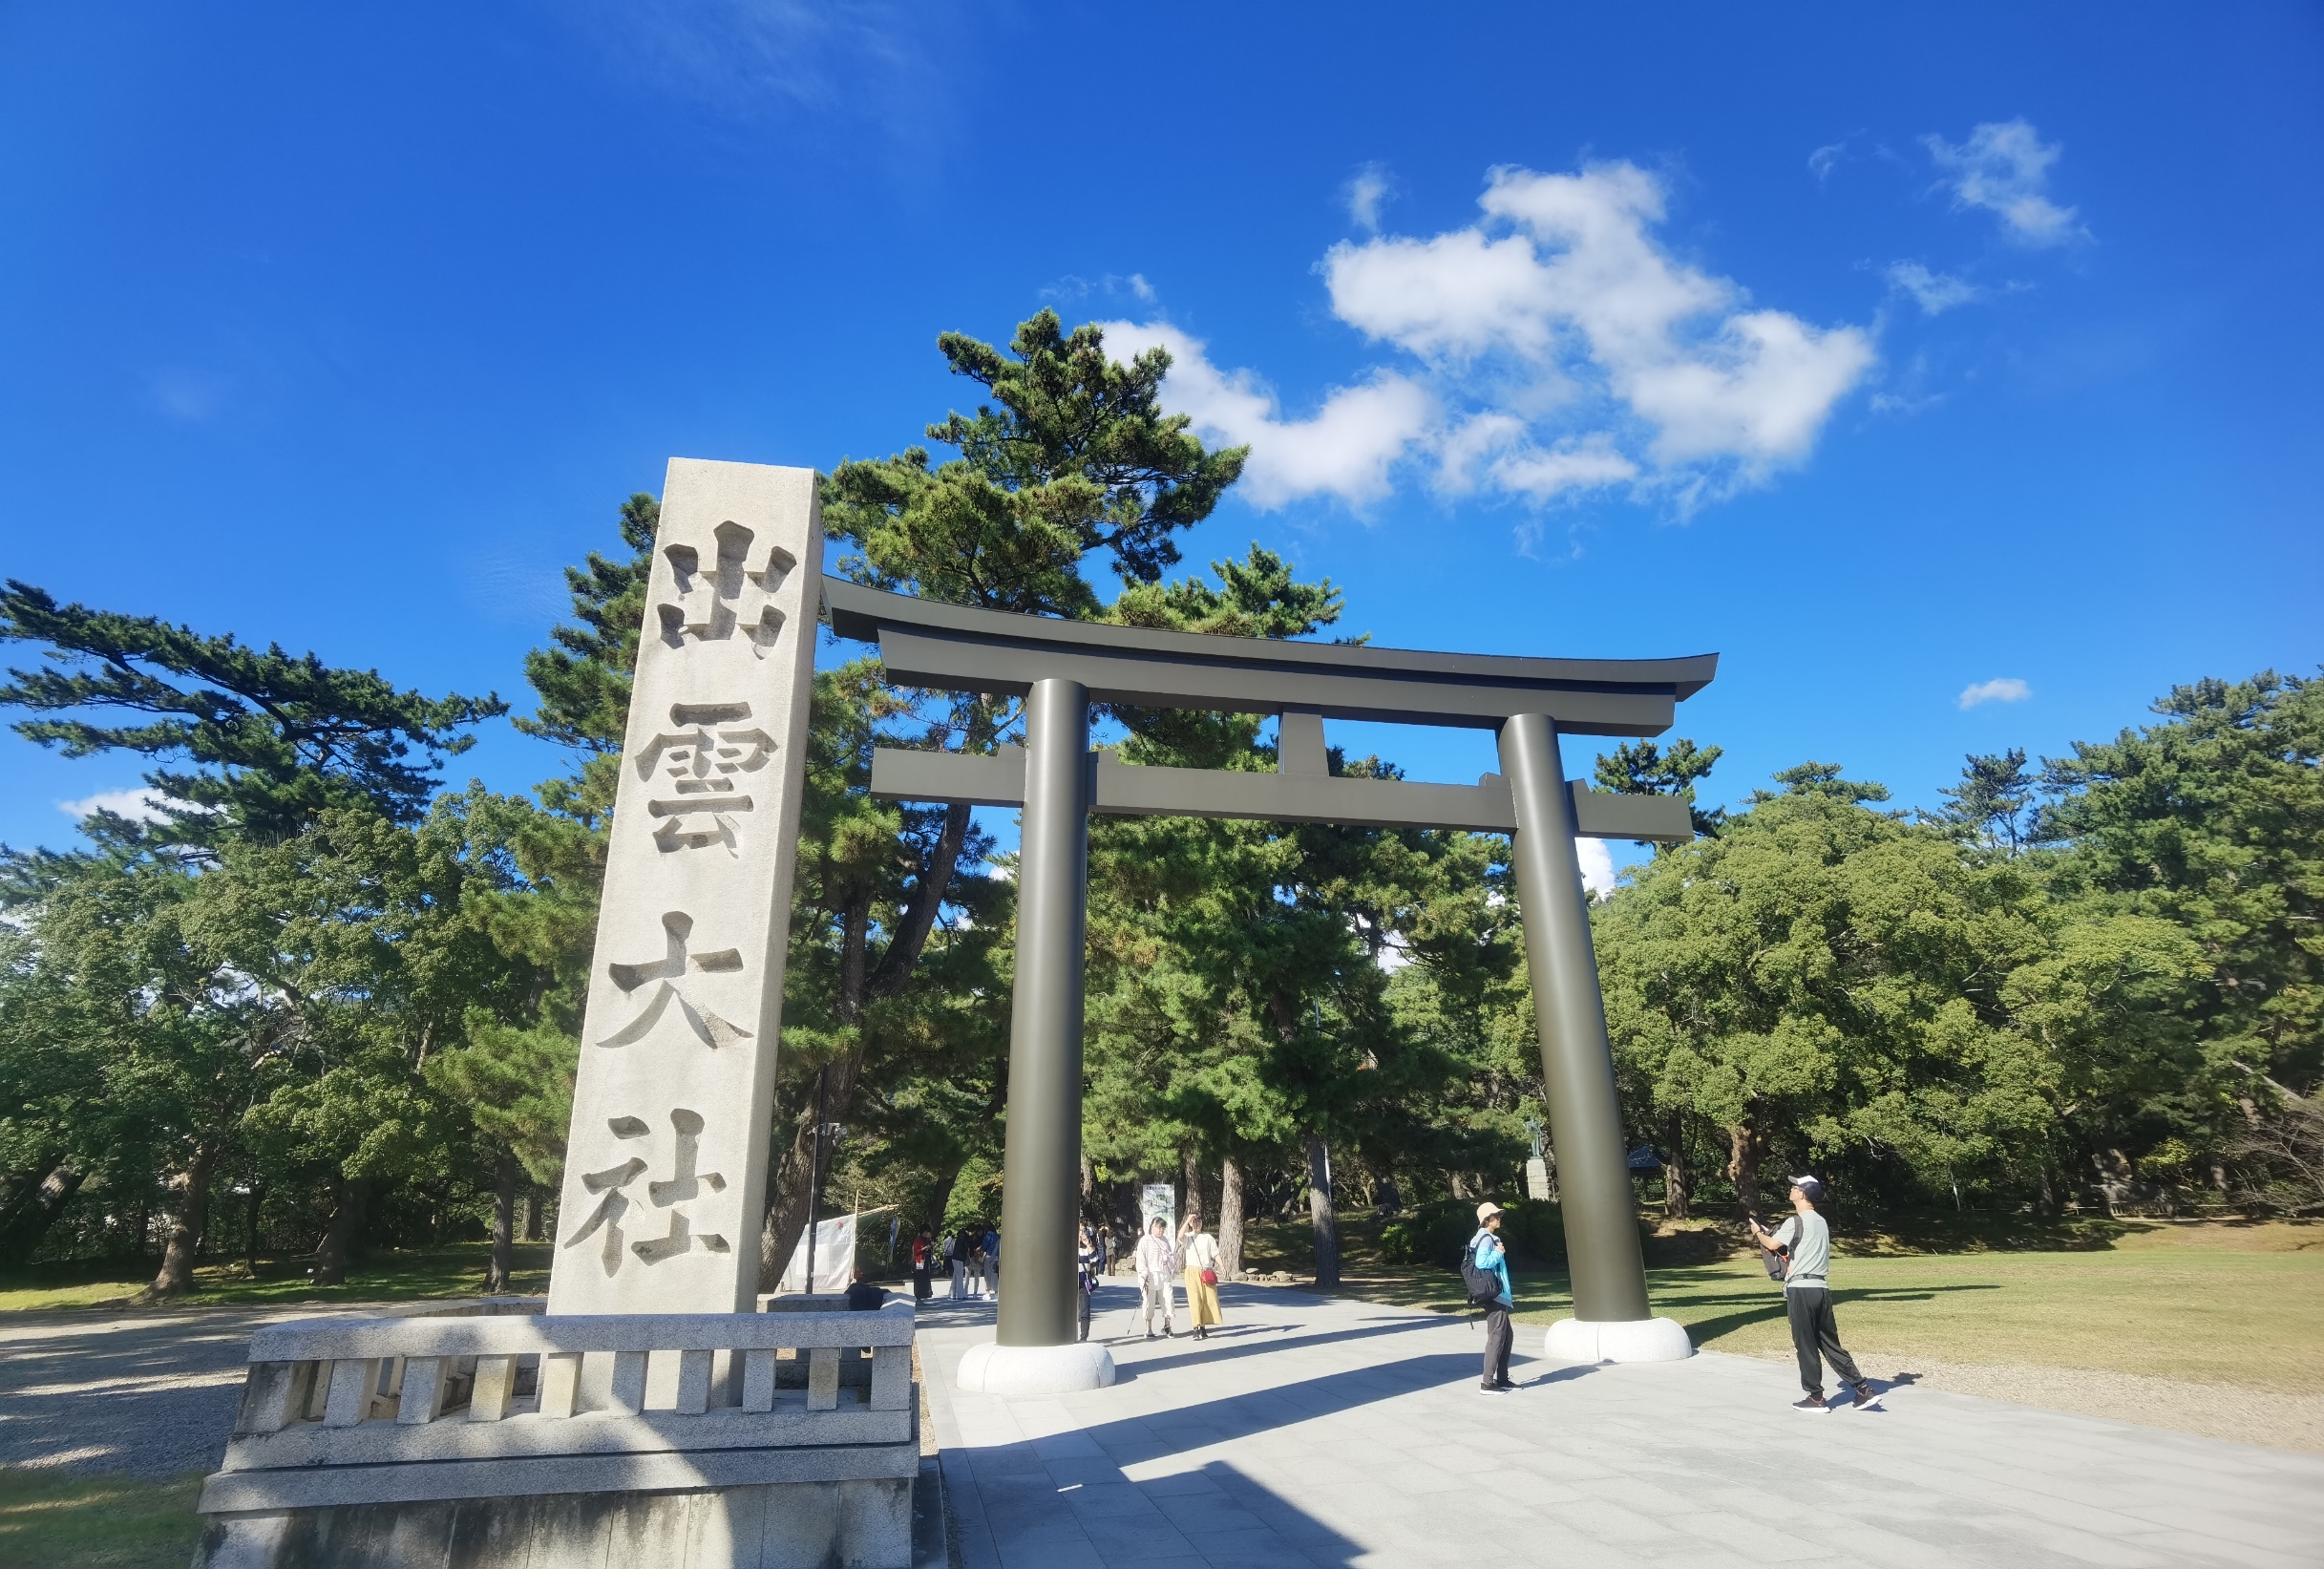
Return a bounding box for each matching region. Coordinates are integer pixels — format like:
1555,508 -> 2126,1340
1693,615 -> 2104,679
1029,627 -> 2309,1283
0,1241 -> 553,1314
0,1470 -> 202,1569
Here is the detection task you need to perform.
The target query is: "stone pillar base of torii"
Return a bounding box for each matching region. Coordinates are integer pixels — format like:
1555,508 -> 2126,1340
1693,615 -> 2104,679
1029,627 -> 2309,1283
955,1341 -> 1119,1396
1544,1317 -> 1696,1364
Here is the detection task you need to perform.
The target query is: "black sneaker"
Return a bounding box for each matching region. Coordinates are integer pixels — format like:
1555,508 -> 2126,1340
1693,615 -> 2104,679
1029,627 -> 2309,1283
1792,1395 -> 1829,1414
1852,1384 -> 1883,1410
1479,1383 -> 1511,1394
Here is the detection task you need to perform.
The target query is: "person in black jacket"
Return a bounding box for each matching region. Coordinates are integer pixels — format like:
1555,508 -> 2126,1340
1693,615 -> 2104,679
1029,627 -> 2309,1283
844,1267 -> 887,1311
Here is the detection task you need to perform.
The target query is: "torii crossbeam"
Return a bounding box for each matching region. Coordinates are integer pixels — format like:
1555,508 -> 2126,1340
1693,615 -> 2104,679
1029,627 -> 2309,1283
826,576 -> 1716,1389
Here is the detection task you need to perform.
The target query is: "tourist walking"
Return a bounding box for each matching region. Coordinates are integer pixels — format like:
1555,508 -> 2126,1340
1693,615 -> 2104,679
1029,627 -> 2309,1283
1752,1176 -> 1882,1413
1468,1201 -> 1515,1392
1134,1216 -> 1177,1337
982,1225 -> 1000,1301
1180,1214 -> 1223,1339
1097,1222 -> 1115,1277
948,1230 -> 969,1300
1077,1223 -> 1104,1342
966,1227 -> 988,1299
910,1230 -> 932,1302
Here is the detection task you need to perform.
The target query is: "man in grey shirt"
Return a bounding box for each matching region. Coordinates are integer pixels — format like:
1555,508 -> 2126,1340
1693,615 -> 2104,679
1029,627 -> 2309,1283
1751,1176 -> 1882,1413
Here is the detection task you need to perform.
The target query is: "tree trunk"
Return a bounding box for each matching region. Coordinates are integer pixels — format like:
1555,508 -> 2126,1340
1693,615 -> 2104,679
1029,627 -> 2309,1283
1660,1111 -> 1691,1219
523,1189 -> 543,1241
1304,1134 -> 1341,1288
1218,1155 -> 1246,1282
487,1151 -> 517,1295
312,1178 -> 370,1287
243,1179 -> 263,1273
1726,1121 -> 1766,1219
149,1144 -> 221,1297
1182,1147 -> 1209,1228
758,1049 -> 867,1292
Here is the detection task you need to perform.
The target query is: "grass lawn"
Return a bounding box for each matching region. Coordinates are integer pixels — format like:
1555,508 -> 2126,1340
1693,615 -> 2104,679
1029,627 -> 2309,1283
1241,1212 -> 2324,1394
0,1471 -> 205,1569
0,1241 -> 553,1314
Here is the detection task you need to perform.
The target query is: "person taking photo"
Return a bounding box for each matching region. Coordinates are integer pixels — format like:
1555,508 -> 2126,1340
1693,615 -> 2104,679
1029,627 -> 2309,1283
1751,1176 -> 1882,1413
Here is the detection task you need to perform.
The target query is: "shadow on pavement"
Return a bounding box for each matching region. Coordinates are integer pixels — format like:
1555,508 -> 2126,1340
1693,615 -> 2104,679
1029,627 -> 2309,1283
948,1342 -> 1498,1567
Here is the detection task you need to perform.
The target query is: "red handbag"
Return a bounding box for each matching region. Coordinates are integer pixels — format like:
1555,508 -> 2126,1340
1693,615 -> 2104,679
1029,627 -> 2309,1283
1199,1268 -> 1218,1286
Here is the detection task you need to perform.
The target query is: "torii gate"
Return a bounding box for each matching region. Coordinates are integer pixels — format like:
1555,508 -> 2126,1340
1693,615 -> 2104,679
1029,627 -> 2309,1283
826,576 -> 1715,1392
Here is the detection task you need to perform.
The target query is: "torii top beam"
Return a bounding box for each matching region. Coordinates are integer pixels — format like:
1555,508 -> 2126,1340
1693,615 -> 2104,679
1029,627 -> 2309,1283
824,576 -> 1721,843
825,578 -> 1716,734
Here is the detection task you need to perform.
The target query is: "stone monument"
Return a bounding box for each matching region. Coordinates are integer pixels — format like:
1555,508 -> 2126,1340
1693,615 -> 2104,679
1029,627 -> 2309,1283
549,457 -> 818,1318
191,462 -> 923,1569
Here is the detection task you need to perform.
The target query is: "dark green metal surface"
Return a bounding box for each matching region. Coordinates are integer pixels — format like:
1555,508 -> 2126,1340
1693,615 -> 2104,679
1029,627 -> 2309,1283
995,677 -> 1092,1347
1498,711 -> 1652,1323
866,744 -> 1695,842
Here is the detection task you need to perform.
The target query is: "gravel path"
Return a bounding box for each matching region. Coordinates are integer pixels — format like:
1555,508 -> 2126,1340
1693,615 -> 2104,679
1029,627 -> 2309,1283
0,1304 -> 348,1478
1849,1351 -> 2324,1454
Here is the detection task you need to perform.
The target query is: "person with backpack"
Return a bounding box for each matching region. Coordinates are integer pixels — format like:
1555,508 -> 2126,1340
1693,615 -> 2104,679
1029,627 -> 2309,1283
1465,1201 -> 1516,1392
1751,1176 -> 1883,1413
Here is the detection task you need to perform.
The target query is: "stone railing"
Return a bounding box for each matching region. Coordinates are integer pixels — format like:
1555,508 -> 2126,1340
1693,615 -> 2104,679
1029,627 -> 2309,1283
199,1298 -> 917,1514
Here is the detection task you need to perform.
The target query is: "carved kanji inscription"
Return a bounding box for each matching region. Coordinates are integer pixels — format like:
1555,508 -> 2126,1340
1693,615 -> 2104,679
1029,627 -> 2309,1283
597,912 -> 752,1050
638,700 -> 776,855
657,523 -> 795,659
560,1110 -> 730,1277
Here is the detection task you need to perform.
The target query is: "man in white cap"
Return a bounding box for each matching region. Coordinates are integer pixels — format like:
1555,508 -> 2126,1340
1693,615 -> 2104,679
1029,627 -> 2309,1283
1468,1202 -> 1515,1392
1751,1176 -> 1881,1413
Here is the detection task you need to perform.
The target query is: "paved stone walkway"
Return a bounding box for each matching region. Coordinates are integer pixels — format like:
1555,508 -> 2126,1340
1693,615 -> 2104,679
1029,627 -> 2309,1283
919,1282 -> 2324,1569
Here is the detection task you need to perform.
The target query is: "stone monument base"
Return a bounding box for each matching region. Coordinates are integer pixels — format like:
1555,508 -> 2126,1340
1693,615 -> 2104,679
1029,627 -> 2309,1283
1543,1316 -> 1694,1364
954,1340 -> 1116,1395
195,1476 -> 909,1569
193,1300 -> 919,1569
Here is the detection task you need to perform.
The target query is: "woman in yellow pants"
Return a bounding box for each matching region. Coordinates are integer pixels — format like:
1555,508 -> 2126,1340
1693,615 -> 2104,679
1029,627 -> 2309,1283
1180,1213 -> 1223,1340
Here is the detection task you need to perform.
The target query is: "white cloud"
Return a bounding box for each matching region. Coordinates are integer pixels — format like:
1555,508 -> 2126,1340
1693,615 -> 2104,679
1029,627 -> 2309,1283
1885,261 -> 1980,316
1958,677 -> 2033,710
1097,321 -> 1433,508
58,789 -> 174,823
1103,159 -> 1872,519
1576,837 -> 1618,899
1126,272 -> 1155,303
1330,162 -> 1873,501
1924,119 -> 2084,247
1343,163 -> 1394,232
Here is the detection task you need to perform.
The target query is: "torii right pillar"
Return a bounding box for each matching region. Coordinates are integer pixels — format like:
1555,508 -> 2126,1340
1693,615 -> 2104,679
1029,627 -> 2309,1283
1500,712 -> 1693,1363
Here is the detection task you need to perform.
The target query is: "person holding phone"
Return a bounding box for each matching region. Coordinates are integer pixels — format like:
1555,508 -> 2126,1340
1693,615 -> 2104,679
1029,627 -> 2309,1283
1751,1176 -> 1882,1413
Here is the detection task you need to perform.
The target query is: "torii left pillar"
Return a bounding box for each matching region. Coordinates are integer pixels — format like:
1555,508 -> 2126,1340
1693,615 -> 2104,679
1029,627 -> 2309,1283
954,677 -> 1119,1393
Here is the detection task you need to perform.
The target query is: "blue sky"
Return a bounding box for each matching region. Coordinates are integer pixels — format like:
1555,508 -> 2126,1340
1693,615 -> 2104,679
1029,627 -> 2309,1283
3,3 -> 2318,884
